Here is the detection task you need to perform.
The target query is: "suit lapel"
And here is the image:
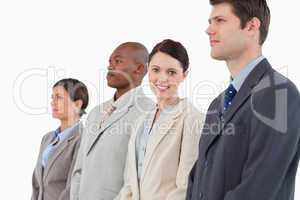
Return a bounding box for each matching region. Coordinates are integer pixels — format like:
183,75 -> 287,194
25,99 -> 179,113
130,123 -> 143,197
43,129 -> 79,180
200,97 -> 223,158
36,133 -> 53,185
223,60 -> 270,124
86,104 -> 133,155
203,59 -> 271,156
140,101 -> 184,183
99,105 -> 131,133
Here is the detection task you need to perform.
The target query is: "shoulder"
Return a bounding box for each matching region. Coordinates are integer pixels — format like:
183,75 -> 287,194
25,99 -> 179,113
87,100 -> 111,120
134,94 -> 155,113
182,98 -> 202,116
42,131 -> 54,143
253,67 -> 300,108
263,68 -> 299,96
182,99 -> 205,119
250,66 -> 300,133
73,122 -> 84,141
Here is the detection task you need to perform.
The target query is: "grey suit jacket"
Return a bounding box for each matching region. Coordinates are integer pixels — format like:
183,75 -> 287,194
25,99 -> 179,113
186,59 -> 300,200
31,123 -> 82,200
70,87 -> 155,200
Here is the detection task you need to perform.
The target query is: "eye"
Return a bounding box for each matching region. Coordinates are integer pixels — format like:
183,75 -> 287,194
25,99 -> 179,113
168,70 -> 177,75
151,67 -> 159,73
115,59 -> 122,64
53,95 -> 64,100
216,18 -> 225,23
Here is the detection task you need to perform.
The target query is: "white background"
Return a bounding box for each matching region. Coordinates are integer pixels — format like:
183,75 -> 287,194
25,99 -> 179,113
1,0 -> 299,199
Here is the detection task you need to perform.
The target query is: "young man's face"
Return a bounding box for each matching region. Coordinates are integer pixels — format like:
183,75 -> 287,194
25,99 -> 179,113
206,3 -> 248,61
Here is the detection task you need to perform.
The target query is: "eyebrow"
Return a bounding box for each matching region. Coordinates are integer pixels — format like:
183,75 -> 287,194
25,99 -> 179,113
109,55 -> 123,61
113,55 -> 123,59
150,65 -> 179,71
150,64 -> 160,68
208,15 -> 226,23
51,94 -> 63,98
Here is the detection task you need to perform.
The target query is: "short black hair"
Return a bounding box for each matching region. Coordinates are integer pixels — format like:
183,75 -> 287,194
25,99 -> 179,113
53,78 -> 89,117
149,39 -> 189,72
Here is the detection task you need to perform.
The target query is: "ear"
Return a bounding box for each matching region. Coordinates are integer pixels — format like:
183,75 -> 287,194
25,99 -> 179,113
135,63 -> 147,75
246,17 -> 261,35
183,70 -> 189,79
74,99 -> 83,110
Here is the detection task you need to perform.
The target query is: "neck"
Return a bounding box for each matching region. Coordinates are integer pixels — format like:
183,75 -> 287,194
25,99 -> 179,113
115,85 -> 138,100
60,116 -> 79,132
226,47 -> 262,78
157,96 -> 180,110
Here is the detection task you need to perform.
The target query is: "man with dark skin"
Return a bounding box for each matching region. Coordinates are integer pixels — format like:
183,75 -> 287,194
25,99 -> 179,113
70,42 -> 154,200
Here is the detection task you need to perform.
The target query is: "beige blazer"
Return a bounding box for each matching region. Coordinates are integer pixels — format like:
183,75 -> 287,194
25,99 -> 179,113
31,123 -> 82,200
116,99 -> 204,200
70,87 -> 155,200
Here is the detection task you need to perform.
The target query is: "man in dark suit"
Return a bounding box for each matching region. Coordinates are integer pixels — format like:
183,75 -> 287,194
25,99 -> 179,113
186,0 -> 300,200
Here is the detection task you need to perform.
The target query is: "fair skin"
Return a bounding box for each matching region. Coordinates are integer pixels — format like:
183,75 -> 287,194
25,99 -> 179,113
51,86 -> 83,132
148,52 -> 188,118
206,2 -> 262,78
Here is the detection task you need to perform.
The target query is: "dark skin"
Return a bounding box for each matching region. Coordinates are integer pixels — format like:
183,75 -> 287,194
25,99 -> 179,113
106,42 -> 148,100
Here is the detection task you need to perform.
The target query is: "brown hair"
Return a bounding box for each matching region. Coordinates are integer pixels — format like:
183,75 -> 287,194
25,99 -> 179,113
210,0 -> 270,45
149,39 -> 189,72
53,78 -> 89,117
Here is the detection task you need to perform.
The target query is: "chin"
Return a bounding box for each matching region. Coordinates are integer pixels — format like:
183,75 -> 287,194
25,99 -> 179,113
156,92 -> 171,101
52,114 -> 59,119
107,82 -> 115,88
107,80 -> 119,89
211,52 -> 226,60
52,113 -> 62,119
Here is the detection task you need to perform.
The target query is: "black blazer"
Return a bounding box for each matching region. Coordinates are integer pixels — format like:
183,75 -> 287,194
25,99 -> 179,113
186,59 -> 300,200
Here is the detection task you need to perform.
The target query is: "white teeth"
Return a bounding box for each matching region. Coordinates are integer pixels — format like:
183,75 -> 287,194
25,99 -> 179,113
156,85 -> 168,90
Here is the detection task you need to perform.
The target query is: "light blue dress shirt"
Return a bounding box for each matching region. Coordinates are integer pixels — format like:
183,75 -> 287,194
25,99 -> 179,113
231,55 -> 265,91
135,104 -> 178,181
42,122 -> 80,167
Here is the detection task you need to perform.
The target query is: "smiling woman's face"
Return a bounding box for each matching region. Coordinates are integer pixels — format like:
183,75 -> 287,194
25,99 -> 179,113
148,52 -> 187,101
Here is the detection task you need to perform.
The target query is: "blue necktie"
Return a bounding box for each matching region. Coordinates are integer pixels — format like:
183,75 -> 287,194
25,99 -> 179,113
223,84 -> 237,111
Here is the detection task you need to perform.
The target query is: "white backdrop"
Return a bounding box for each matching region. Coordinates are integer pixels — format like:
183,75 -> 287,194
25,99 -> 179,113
1,0 -> 299,199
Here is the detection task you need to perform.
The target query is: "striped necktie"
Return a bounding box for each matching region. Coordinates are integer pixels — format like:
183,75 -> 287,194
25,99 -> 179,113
99,104 -> 116,128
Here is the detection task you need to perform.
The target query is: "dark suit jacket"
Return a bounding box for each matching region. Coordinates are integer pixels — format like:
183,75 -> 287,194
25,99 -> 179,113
186,59 -> 300,200
32,123 -> 82,200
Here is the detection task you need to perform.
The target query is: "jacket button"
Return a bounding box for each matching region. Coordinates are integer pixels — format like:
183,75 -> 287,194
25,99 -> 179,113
199,192 -> 203,199
204,160 -> 208,168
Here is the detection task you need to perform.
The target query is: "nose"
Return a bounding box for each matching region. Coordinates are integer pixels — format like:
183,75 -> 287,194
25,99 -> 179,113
158,72 -> 168,83
107,58 -> 114,71
51,99 -> 55,108
107,63 -> 113,71
205,24 -> 215,36
107,65 -> 113,71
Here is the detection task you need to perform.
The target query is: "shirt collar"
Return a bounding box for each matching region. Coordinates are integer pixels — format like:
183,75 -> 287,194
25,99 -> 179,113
110,86 -> 143,110
231,55 -> 265,91
153,98 -> 188,119
54,121 -> 80,142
